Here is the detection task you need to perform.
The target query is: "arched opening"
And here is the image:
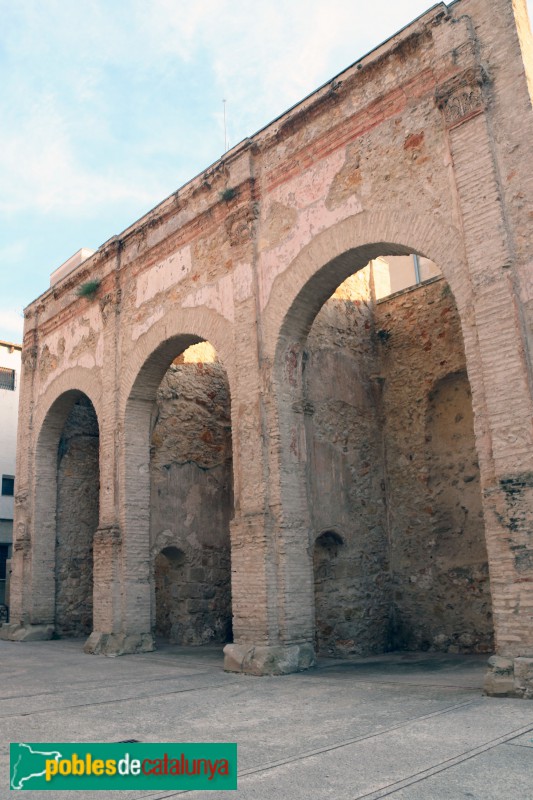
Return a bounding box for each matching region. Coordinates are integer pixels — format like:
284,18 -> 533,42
55,395 -> 99,637
124,337 -> 233,650
32,389 -> 100,638
151,342 -> 233,646
154,547 -> 185,640
275,244 -> 493,659
313,530 -> 345,654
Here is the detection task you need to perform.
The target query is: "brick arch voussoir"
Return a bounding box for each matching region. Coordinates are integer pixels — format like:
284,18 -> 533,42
119,306 -> 236,420
263,210 -> 467,363
34,366 -> 103,449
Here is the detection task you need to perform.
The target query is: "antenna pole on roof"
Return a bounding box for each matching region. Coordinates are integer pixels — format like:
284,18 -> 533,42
223,98 -> 228,153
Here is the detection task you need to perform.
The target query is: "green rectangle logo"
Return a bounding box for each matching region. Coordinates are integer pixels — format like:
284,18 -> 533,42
10,742 -> 237,791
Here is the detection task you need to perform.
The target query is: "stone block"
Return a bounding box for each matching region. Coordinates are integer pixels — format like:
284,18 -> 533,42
0,623 -> 17,641
83,631 -> 105,654
484,654 -> 517,697
483,671 -> 516,697
224,642 -> 316,676
0,623 -> 54,642
514,658 -> 533,699
487,655 -> 514,674
84,631 -> 155,656
223,643 -> 245,673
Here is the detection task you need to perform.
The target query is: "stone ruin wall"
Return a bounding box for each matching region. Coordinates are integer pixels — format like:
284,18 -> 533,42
55,398 -> 99,637
54,362 -> 235,645
376,280 -> 493,654
306,273 -> 492,656
149,355 -> 233,646
305,271 -> 391,655
54,275 -> 492,654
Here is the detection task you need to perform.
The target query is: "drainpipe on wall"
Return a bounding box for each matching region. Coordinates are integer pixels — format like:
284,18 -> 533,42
413,253 -> 421,285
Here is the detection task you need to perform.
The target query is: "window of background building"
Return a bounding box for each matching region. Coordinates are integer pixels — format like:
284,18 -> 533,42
372,255 -> 441,301
0,367 -> 16,391
0,543 -> 9,606
0,544 -> 9,575
1,476 -> 15,496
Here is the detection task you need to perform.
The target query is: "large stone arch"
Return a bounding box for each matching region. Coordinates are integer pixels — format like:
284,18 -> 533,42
262,210 -> 469,357
90,306 -> 237,655
33,367 -> 103,444
119,306 -> 236,416
8,367 -> 102,640
259,211 -> 497,662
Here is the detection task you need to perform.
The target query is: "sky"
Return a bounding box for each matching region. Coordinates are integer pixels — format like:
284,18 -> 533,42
1,0 -> 532,342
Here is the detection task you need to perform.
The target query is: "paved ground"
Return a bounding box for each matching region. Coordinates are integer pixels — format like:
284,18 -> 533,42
1,639 -> 532,798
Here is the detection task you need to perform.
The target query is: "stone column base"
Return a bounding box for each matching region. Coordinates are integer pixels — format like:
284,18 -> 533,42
484,655 -> 533,699
84,631 -> 155,657
0,623 -> 54,642
223,642 -> 316,675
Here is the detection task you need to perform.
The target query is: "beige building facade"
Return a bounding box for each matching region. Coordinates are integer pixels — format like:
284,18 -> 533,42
0,340 -> 22,609
2,0 -> 533,697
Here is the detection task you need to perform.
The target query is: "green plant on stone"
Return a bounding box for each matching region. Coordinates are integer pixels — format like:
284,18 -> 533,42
220,187 -> 237,202
76,280 -> 101,299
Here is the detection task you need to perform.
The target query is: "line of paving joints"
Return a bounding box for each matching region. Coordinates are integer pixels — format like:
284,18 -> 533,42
137,699 -> 477,799
299,676 -> 482,691
0,699 -> 473,797
5,697 -> 525,800
0,680 -> 243,719
146,716 -> 533,800
502,740 -> 533,750
351,721 -> 533,799
0,686 -> 476,727
0,670 -> 225,702
0,664 -> 480,711
237,700 -> 476,778
0,674 -> 479,705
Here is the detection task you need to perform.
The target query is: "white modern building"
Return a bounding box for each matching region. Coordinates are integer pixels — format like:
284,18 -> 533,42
0,340 -> 21,607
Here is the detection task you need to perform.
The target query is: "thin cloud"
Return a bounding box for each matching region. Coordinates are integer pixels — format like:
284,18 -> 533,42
1,0 -> 531,342
135,0 -> 441,143
0,310 -> 24,343
0,0 -> 509,221
0,98 -> 163,216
